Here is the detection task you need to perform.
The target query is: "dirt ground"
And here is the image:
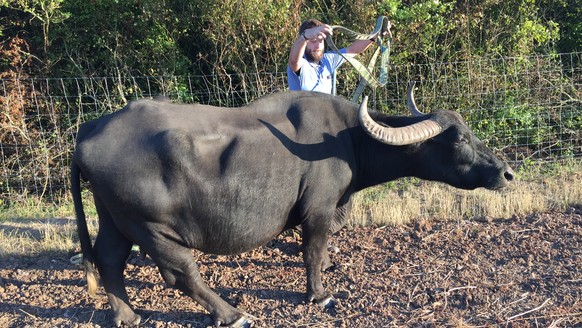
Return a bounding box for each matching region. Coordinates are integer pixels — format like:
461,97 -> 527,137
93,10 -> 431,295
0,208 -> 580,327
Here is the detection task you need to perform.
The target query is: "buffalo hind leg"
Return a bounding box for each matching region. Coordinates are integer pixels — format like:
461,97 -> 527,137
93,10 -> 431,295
144,236 -> 251,327
321,197 -> 352,272
302,218 -> 334,307
93,203 -> 141,326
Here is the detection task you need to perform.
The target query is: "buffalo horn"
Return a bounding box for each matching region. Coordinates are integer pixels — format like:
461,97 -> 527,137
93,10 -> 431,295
358,96 -> 443,146
407,81 -> 425,117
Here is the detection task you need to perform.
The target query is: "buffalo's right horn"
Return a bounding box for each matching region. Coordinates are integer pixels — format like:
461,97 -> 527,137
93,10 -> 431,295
358,96 -> 443,146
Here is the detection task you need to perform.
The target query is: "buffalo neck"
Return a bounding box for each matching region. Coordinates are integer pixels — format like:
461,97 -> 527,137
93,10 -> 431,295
351,114 -> 428,191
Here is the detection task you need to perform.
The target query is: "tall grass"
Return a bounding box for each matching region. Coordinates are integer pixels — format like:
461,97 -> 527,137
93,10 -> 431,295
1,161 -> 581,257
0,190 -> 98,258
351,160 -> 582,227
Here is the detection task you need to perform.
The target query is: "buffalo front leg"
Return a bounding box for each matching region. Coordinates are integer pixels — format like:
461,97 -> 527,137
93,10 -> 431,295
302,219 -> 334,307
144,235 -> 251,327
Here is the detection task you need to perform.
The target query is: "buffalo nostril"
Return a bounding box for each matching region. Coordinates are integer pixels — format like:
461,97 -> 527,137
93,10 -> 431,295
504,167 -> 515,182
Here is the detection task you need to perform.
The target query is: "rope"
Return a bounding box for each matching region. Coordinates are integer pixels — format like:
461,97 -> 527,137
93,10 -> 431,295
326,16 -> 392,102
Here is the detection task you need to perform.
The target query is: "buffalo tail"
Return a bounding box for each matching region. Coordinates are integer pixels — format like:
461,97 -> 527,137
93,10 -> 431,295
70,161 -> 99,297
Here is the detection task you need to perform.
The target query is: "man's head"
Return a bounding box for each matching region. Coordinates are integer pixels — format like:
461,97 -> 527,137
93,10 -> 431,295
299,19 -> 323,35
299,19 -> 326,63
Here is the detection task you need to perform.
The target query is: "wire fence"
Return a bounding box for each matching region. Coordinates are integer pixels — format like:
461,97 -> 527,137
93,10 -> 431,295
1,52 -> 580,204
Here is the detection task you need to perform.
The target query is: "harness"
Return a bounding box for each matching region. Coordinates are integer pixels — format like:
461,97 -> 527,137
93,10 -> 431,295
326,16 -> 392,102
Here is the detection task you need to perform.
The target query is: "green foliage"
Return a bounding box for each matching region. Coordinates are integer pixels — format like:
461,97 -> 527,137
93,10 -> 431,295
472,97 -> 549,145
379,0 -> 457,62
1,0 -> 575,77
52,0 -> 191,76
375,0 -> 562,64
1,0 -> 70,57
538,0 -> 582,52
188,0 -> 299,75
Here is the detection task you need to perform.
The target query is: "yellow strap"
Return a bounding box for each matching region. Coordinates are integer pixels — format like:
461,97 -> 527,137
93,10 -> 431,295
326,16 -> 392,102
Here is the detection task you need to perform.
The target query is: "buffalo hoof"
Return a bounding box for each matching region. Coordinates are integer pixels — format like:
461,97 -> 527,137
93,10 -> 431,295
114,313 -> 141,327
317,295 -> 336,309
214,313 -> 253,327
308,293 -> 335,308
327,243 -> 340,254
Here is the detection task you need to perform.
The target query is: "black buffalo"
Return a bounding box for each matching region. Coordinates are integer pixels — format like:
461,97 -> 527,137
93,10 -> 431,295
71,83 -> 513,326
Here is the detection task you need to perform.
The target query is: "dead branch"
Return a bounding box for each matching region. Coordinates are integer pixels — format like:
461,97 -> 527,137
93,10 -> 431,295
506,298 -> 551,322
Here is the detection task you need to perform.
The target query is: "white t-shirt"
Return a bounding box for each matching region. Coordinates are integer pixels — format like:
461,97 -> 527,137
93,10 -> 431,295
287,49 -> 347,94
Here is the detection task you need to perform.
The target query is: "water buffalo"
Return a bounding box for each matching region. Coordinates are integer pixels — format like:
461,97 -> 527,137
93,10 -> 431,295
71,83 -> 513,326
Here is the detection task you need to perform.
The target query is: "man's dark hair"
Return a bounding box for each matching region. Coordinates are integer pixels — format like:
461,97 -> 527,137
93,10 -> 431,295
299,19 -> 324,35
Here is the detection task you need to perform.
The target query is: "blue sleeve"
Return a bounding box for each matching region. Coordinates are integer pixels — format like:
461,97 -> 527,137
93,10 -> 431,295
287,65 -> 301,91
326,48 -> 347,71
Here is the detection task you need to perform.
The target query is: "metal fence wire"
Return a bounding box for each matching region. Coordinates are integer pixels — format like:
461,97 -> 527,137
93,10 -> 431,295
1,52 -> 581,203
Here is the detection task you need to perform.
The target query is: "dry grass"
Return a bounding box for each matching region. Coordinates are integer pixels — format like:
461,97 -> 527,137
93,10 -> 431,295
351,160 -> 582,226
0,218 -> 78,256
1,161 -> 581,257
0,192 -> 98,257
0,216 -> 100,258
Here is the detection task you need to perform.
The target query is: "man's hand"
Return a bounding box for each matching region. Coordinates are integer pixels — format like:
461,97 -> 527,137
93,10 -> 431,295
371,20 -> 392,42
382,20 -> 392,39
302,24 -> 333,41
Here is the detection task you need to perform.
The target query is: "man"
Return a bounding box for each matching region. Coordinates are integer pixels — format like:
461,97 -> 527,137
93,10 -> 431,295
287,19 -> 387,94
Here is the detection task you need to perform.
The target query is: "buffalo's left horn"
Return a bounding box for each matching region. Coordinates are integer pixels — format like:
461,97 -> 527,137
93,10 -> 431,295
358,96 -> 443,146
407,81 -> 425,117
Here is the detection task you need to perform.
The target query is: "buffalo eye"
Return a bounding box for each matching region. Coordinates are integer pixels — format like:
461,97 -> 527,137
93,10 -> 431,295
454,136 -> 467,145
453,133 -> 475,164
453,131 -> 471,145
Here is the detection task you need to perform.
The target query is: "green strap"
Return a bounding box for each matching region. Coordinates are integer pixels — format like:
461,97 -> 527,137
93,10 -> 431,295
326,16 -> 392,102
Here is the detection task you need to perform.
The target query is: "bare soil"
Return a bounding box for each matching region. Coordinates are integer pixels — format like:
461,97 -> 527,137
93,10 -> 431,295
1,209 -> 580,327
